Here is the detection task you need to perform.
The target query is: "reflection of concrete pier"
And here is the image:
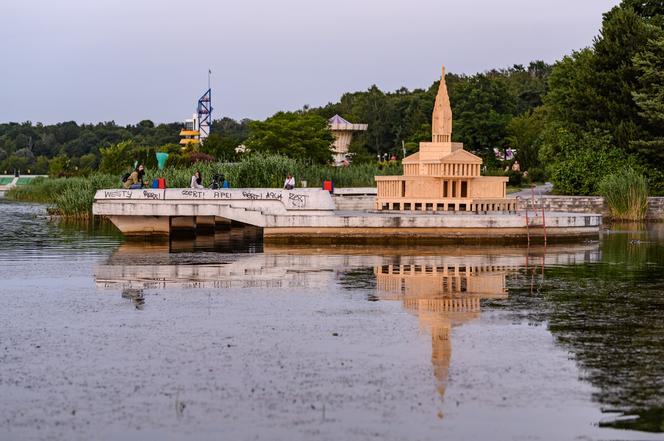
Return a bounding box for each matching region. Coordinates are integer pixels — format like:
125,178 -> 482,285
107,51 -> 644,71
92,188 -> 601,244
94,242 -> 601,407
95,242 -> 601,292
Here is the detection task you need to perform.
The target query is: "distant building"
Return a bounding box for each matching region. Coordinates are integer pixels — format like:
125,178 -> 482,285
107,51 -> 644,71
179,88 -> 212,147
328,114 -> 368,165
179,113 -> 201,146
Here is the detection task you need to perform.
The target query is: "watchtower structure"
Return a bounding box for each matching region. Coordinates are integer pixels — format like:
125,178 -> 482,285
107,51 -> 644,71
329,114 -> 367,165
375,66 -> 515,212
179,80 -> 212,146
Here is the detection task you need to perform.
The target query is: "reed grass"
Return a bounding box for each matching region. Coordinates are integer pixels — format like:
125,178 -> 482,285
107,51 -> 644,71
142,154 -> 401,188
7,154 -> 399,217
598,168 -> 649,221
7,174 -> 117,217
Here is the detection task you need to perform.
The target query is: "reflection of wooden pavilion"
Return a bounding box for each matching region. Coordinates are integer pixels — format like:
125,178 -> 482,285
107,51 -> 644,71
375,66 -> 515,212
374,260 -> 510,401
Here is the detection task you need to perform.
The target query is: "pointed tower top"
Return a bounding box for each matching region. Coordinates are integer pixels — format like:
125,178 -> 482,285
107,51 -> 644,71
431,65 -> 452,143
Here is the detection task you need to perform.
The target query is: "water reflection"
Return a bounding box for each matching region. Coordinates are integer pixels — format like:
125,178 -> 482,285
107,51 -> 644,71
169,226 -> 263,254
374,260 -> 511,403
92,231 -> 664,433
121,288 -> 145,310
94,240 -> 603,413
0,200 -> 123,260
534,225 -> 664,433
6,200 -> 664,437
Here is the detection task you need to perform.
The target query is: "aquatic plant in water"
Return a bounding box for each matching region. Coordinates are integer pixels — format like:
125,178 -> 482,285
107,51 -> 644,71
598,168 -> 649,221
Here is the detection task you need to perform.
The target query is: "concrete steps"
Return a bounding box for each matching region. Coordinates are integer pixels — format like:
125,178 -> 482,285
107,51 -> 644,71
333,195 -> 375,211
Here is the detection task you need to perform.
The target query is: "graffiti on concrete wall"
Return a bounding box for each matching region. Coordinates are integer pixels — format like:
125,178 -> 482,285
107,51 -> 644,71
103,190 -> 133,199
100,188 -> 313,209
180,190 -> 205,198
212,191 -> 232,199
142,190 -> 160,200
288,193 -> 308,208
102,189 -> 163,200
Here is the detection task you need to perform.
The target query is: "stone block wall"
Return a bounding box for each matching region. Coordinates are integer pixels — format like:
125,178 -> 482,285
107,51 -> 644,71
517,196 -> 607,214
648,197 -> 664,220
517,196 -> 664,221
331,189 -> 664,220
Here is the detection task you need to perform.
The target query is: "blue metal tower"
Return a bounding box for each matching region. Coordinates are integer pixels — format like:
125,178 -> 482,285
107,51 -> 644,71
197,70 -> 212,141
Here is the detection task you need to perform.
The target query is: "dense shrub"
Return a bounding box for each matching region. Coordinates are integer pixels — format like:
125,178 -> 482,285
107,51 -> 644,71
190,152 -> 215,164
540,129 -> 641,195
506,170 -> 522,186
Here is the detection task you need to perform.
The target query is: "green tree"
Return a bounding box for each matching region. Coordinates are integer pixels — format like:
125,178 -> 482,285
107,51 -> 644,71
632,33 -> 664,161
33,156 -> 49,174
448,73 -> 515,158
245,112 -> 334,164
99,140 -> 136,173
201,134 -> 238,162
48,155 -> 70,177
79,153 -> 99,171
347,133 -> 375,163
1,155 -> 30,174
544,4 -> 658,150
506,107 -> 546,171
541,128 -> 641,195
621,0 -> 664,18
13,147 -> 35,163
493,61 -> 552,115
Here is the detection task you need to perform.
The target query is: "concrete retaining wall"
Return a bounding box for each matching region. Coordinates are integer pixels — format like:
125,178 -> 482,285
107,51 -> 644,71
95,188 -> 336,215
333,195 -> 376,211
649,197 -> 664,220
330,188 -> 664,220
333,187 -> 376,211
517,196 -> 664,220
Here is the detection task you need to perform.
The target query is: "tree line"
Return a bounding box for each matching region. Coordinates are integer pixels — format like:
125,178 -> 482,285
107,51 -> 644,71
1,0 -> 662,194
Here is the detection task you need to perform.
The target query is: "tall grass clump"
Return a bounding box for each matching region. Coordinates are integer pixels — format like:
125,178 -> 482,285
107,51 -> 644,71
598,168 -> 649,221
6,176 -> 70,203
53,174 -> 118,217
230,154 -> 298,187
298,161 -> 402,187
7,174 -> 117,217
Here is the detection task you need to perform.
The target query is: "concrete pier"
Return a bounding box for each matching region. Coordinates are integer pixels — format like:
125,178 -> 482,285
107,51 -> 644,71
92,188 -> 602,243
214,216 -> 232,230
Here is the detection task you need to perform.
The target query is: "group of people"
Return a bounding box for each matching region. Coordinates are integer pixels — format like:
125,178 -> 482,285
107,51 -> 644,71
189,171 -> 230,189
377,153 -> 398,162
122,166 -> 306,191
121,164 -> 230,190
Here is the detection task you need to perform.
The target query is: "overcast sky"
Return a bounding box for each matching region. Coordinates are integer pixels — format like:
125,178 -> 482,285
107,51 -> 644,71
0,0 -> 621,125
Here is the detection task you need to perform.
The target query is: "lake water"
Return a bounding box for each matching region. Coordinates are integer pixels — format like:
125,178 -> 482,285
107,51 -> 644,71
1,199 -> 663,441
